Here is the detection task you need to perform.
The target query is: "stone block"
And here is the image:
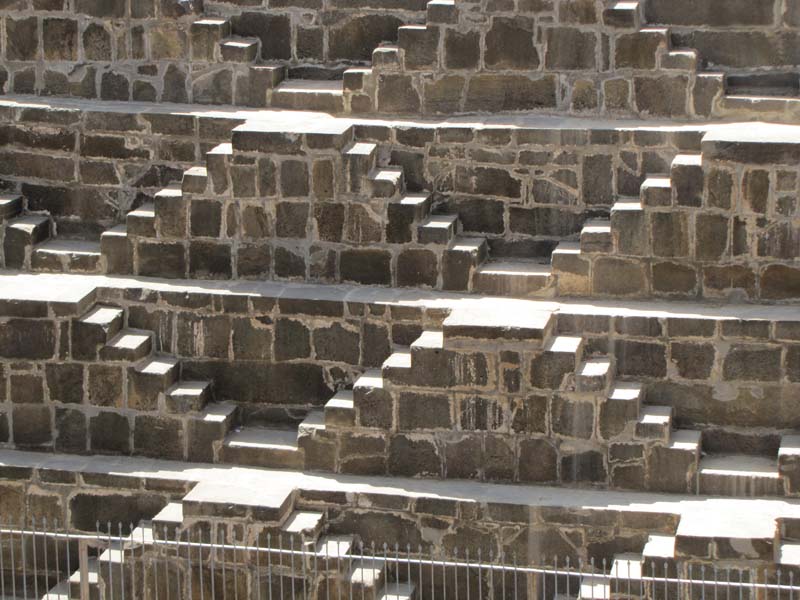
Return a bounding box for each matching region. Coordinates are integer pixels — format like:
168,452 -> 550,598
592,257 -> 647,296
552,395 -> 594,439
398,392 -> 452,430
519,438 -> 558,482
670,342 -> 715,380
190,199 -> 221,238
12,404 -> 51,447
722,345 -> 782,381
340,249 -> 391,285
0,319 -> 56,360
485,16 -> 539,69
651,212 -> 689,257
54,408 -> 86,454
464,74 -> 557,112
561,450 -> 606,483
137,241 -> 186,279
445,30 -> 480,70
134,415 -> 184,460
43,18 -> 78,61
388,435 -> 441,477
397,248 -> 438,288
652,261 -> 697,296
544,28 -> 597,70
615,30 -> 664,69
313,322 -> 359,364
634,76 -> 689,117
7,17 -> 38,60
45,364 -> 83,404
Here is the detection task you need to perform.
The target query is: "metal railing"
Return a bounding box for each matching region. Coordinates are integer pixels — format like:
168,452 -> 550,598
0,519 -> 796,599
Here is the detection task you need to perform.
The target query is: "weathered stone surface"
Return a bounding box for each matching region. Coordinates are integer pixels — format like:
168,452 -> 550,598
485,17 -> 539,69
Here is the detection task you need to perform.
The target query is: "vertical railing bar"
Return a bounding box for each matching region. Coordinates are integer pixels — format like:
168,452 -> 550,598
443,546 -> 448,600
232,529 -> 239,600
153,521 -> 160,600
465,549 -> 470,600
430,546 -> 434,600
106,522 -> 113,600
119,523 -> 127,600
478,548 -> 483,600
255,528 -> 261,600
0,519 -> 7,599
404,543 -> 410,595
221,527 -> 228,600
336,538 -> 342,600
186,527 -> 193,600
209,527 -> 216,600
279,533 -> 285,600
266,532 -> 272,600
42,518 -> 50,598
290,535 -> 296,600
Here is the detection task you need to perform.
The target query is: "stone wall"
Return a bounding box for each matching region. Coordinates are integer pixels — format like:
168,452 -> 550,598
0,0 -> 423,104
3,283 -> 800,491
645,0 -> 800,71
0,102 -> 242,237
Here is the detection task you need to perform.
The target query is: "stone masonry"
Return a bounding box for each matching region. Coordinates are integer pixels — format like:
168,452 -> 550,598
1,0 -> 800,598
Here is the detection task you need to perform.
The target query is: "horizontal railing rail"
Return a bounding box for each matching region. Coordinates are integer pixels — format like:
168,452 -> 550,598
0,519 -> 795,600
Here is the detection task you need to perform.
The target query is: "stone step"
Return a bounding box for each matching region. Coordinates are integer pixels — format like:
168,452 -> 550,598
152,502 -> 183,539
187,401 -> 239,462
324,390 -> 355,428
532,335 -> 583,390
648,429 -> 702,494
221,426 -> 304,470
3,214 -> 51,269
580,218 -> 612,253
350,557 -> 388,600
166,380 -> 213,413
386,193 -> 433,243
579,574 -> 610,600
641,534 -> 678,577
717,95 -> 800,120
411,329 -> 444,356
99,328 -> 153,362
191,19 -> 232,62
298,409 -> 325,435
182,477 -> 296,523
182,165 -> 208,194
345,141 -> 379,192
343,67 -> 374,96
0,194 -> 22,220
372,44 -> 401,70
368,167 -> 405,198
314,534 -> 357,570
72,304 -> 124,359
779,434 -> 800,495
352,369 -> 392,428
100,224 -> 130,275
698,454 -> 782,497
670,153 -> 703,207
778,515 -> 800,542
640,176 -> 672,208
42,579 -> 71,599
427,0 -> 458,23
377,582 -> 416,600
68,557 -> 100,600
610,552 -> 643,580
779,542 -> 800,567
661,49 -> 698,71
126,202 -> 156,237
272,79 -> 345,113
382,349 -> 412,381
599,381 -> 643,439
220,36 -> 260,62
442,236 -> 488,291
635,405 -> 672,442
281,510 -> 325,547
576,357 -> 613,393
418,213 -> 459,245
472,259 -> 553,297
232,120 -> 354,153
602,1 -> 641,28
31,239 -> 102,273
726,72 -> 800,98
442,305 -> 554,346
128,354 -> 180,410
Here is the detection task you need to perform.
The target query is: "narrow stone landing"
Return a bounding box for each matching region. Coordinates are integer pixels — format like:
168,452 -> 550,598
4,448 -> 800,545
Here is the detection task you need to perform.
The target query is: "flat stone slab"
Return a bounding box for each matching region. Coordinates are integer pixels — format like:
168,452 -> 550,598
702,122 -> 800,164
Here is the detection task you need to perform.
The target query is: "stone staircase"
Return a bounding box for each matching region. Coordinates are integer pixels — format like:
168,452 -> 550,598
69,303 -> 239,462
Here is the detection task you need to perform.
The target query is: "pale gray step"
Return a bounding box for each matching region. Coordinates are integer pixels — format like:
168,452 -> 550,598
473,260 -> 553,297
222,426 -> 303,470
31,239 -> 101,273
580,218 -> 612,253
0,194 -> 22,220
324,390 -> 355,428
99,328 -> 153,362
272,79 -> 344,113
418,214 -> 459,245
220,36 -> 260,62
635,405 -> 672,442
126,202 -> 155,237
166,380 -> 212,413
698,454 -> 782,497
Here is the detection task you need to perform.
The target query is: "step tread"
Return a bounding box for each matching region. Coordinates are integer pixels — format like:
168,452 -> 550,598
779,541 -> 800,566
699,454 -> 779,478
580,575 -> 610,599
638,405 -> 672,425
168,380 -> 211,397
299,409 -> 325,432
545,335 -> 582,354
475,260 -> 552,276
669,429 -> 701,450
316,534 -> 355,558
326,391 -> 354,410
136,354 -> 179,375
450,236 -> 486,252
128,202 -> 156,217
220,36 -> 260,47
378,582 -> 416,600
105,328 -> 152,350
580,357 -> 612,376
611,553 -> 643,579
283,510 -> 324,534
369,167 -> 404,182
350,557 -> 385,586
641,176 -> 671,188
642,534 -> 675,559
344,141 -> 378,156
611,199 -> 643,212
412,330 -> 444,350
7,214 -> 49,231
34,239 -> 101,256
672,153 -> 702,167
225,426 -> 299,451
80,305 -> 123,326
383,350 -> 412,370
420,214 -> 458,228
581,218 -> 611,233
354,369 -> 384,390
275,79 -> 344,95
101,224 -> 127,238
609,382 -> 643,401
198,401 -> 237,423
